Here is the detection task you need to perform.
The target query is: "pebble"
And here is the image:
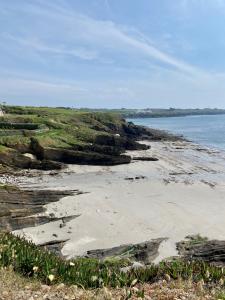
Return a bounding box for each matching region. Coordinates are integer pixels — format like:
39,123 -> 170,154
56,283 -> 65,290
41,285 -> 51,292
2,291 -> 9,297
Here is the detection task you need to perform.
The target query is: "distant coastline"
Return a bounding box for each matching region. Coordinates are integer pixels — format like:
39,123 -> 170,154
72,107 -> 225,119
120,108 -> 225,118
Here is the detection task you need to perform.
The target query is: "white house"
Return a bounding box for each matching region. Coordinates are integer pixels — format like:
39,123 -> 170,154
0,108 -> 4,116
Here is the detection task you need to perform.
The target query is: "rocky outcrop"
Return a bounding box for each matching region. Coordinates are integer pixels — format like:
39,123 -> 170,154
177,235 -> 225,266
42,148 -> 131,165
0,187 -> 79,231
85,238 -> 165,264
30,137 -> 131,166
94,134 -> 149,151
120,122 -> 183,142
0,149 -> 63,170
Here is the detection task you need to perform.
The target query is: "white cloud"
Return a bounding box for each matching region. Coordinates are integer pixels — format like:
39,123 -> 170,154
4,34 -> 98,61
1,0 -> 225,108
1,1 -> 200,75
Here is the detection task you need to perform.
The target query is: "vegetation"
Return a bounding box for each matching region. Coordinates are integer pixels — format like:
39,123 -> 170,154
1,267 -> 223,299
0,231 -> 225,291
0,105 -> 123,150
0,105 -> 145,169
80,107 -> 225,118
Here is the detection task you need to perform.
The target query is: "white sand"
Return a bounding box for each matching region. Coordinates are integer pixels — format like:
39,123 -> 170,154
15,140 -> 225,262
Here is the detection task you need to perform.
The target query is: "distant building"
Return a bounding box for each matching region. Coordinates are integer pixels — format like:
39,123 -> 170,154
136,109 -> 153,114
0,108 -> 4,116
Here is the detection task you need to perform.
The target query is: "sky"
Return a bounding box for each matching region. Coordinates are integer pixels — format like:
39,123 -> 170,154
1,0 -> 225,108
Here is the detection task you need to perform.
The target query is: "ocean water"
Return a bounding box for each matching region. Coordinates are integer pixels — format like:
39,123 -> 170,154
128,114 -> 225,151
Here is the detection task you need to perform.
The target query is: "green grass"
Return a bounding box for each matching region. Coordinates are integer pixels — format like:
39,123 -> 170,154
0,232 -> 225,289
0,106 -> 126,154
217,292 -> 225,299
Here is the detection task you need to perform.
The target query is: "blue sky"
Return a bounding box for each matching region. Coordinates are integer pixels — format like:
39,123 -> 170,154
1,0 -> 225,108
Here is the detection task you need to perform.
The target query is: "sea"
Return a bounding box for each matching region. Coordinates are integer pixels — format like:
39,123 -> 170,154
128,114 -> 225,151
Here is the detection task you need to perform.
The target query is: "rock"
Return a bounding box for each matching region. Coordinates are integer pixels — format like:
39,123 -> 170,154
85,238 -> 166,264
56,283 -> 65,290
38,239 -> 69,256
177,236 -> 225,266
135,176 -> 146,180
2,291 -> 9,297
133,157 -> 159,161
0,148 -> 64,170
23,153 -> 36,160
125,176 -> 146,181
125,177 -> 134,181
0,187 -> 80,231
42,147 -> 131,166
41,285 -> 51,292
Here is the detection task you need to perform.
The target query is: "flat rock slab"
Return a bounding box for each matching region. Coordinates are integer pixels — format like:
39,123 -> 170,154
0,187 -> 80,231
38,239 -> 70,257
85,238 -> 166,264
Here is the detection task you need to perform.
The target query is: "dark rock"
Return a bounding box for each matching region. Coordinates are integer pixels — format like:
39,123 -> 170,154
133,157 -> 159,161
42,148 -> 131,165
177,235 -> 225,266
124,177 -> 134,181
135,176 -> 146,180
94,134 -> 149,151
85,238 -> 166,264
125,176 -> 146,180
0,187 -> 80,231
38,239 -> 69,257
0,148 -> 64,170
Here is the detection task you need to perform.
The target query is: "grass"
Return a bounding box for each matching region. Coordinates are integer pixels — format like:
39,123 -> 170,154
0,106 -> 127,157
0,231 -> 225,290
1,268 -> 223,300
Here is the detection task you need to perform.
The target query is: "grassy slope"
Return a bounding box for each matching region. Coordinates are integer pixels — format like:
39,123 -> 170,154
0,268 -> 223,300
0,106 -> 133,170
0,106 -> 123,149
0,232 -> 225,299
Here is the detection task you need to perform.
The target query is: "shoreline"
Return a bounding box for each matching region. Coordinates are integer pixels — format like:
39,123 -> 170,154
12,138 -> 225,262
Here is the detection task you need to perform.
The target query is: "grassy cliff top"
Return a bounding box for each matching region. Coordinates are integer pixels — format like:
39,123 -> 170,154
0,105 -> 124,146
0,105 -> 149,170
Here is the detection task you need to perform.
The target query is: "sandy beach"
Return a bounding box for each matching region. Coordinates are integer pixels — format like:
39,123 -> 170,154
14,140 -> 225,262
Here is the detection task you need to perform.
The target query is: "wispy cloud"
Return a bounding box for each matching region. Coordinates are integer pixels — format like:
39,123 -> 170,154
1,0 -> 200,75
1,0 -> 225,108
4,34 -> 98,61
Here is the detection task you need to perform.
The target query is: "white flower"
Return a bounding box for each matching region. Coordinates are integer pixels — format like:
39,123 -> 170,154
33,266 -> 39,272
165,274 -> 171,282
205,270 -> 210,278
219,278 -> 224,286
91,275 -> 98,282
48,274 -> 55,282
131,278 -> 138,286
69,262 -> 75,266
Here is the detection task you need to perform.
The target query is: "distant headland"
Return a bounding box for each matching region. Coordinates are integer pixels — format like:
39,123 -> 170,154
80,107 -> 225,118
